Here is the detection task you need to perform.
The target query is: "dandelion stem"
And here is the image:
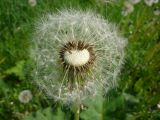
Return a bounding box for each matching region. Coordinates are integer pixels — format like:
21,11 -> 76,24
74,76 -> 80,120
74,105 -> 80,120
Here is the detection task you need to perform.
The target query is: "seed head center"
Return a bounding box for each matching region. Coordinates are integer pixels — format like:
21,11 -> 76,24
59,41 -> 96,73
64,49 -> 90,67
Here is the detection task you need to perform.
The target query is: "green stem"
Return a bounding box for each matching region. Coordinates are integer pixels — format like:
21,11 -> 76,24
74,105 -> 80,120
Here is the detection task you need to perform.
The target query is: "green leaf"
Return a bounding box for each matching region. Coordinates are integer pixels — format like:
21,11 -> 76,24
105,95 -> 125,112
80,95 -> 104,120
0,78 -> 10,94
122,93 -> 139,103
5,60 -> 25,80
23,107 -> 65,120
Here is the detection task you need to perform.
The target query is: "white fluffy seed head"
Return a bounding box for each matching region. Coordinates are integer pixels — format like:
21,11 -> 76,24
128,0 -> 141,5
64,49 -> 90,67
144,0 -> 159,6
28,0 -> 37,7
18,90 -> 32,103
31,10 -> 127,104
122,1 -> 134,16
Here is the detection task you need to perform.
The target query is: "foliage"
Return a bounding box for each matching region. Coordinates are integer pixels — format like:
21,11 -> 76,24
23,107 -> 65,120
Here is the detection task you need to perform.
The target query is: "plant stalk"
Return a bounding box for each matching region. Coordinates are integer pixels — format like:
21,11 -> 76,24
74,105 -> 80,120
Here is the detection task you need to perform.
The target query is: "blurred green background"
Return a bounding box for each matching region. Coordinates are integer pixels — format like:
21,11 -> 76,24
0,0 -> 160,120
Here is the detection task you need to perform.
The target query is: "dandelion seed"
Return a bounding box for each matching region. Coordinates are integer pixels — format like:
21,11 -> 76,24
122,1 -> 134,16
18,90 -> 32,103
31,10 -> 127,103
28,0 -> 37,7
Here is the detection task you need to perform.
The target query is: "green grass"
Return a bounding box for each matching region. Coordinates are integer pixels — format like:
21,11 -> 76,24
0,0 -> 160,120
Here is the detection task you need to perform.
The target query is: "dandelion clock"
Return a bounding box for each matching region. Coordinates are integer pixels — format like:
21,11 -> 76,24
30,10 -> 127,104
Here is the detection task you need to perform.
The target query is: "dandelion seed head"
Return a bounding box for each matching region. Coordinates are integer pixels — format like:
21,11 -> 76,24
157,102 -> 160,109
128,0 -> 141,5
144,0 -> 159,6
18,90 -> 32,103
144,0 -> 153,6
122,1 -> 134,16
153,0 -> 159,3
28,0 -> 37,7
31,10 -> 127,103
154,8 -> 160,16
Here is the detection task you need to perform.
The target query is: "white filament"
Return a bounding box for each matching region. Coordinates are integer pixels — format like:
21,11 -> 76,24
64,49 -> 90,66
